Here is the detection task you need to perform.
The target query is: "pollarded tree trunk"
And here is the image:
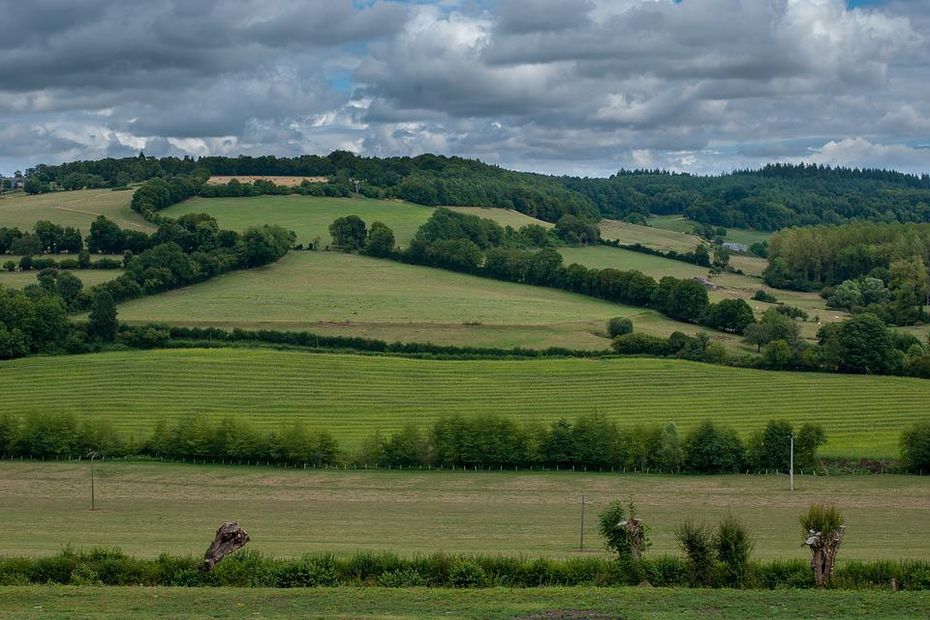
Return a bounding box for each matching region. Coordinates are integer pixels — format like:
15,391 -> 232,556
618,517 -> 646,560
202,522 -> 250,572
804,526 -> 845,587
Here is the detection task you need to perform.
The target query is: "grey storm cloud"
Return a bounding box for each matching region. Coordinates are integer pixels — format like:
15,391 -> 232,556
1,0 -> 929,176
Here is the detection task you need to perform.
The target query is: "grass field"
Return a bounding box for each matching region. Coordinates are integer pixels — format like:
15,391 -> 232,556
647,214 -> 773,247
3,462 -> 930,560
0,188 -> 150,232
115,251 -> 690,349
1,348 -> 926,457
4,586 -> 928,619
559,245 -> 846,344
161,195 -> 548,248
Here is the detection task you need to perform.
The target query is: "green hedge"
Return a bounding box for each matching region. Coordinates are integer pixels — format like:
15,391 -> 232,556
2,548 -> 929,590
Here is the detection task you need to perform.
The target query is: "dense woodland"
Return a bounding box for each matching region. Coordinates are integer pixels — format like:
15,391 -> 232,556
22,153 -> 930,230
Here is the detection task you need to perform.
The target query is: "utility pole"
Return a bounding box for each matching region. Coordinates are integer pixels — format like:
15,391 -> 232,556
789,435 -> 795,492
579,494 -> 586,551
88,452 -> 98,511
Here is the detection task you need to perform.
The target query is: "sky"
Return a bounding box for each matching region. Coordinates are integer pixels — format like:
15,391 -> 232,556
1,0 -> 929,178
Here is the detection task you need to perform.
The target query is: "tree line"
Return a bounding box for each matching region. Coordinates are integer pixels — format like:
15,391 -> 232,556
0,412 -> 830,475
4,409 -> 930,473
30,154 -> 930,231
0,214 -> 293,359
333,209 -> 748,330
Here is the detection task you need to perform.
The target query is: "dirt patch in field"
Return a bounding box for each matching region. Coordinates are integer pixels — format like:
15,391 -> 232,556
206,175 -> 328,186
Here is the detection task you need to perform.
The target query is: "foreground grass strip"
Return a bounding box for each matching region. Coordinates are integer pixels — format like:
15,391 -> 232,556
2,586 -> 929,619
1,348 -> 927,457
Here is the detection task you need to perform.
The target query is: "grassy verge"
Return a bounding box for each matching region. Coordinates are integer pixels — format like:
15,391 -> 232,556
2,586 -> 929,619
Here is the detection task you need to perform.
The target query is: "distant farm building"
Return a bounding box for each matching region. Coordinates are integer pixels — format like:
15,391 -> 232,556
722,241 -> 748,253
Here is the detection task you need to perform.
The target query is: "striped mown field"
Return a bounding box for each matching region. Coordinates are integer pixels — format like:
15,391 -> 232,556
0,348 -> 925,457
114,251 -> 701,350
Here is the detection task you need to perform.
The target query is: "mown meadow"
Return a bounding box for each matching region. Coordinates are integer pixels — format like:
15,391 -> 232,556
1,348 -> 926,457
3,462 -> 930,560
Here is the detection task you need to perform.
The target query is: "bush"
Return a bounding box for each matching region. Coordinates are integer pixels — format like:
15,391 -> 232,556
715,515 -> 753,587
675,521 -> 715,586
448,560 -> 489,588
598,499 -> 649,560
752,289 -> 777,303
901,421 -> 930,473
607,317 -> 634,338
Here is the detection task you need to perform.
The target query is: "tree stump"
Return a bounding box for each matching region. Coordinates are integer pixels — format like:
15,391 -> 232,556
202,522 -> 250,572
618,517 -> 646,560
804,525 -> 845,587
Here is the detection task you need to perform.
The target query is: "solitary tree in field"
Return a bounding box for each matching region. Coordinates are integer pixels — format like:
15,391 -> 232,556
801,504 -> 845,588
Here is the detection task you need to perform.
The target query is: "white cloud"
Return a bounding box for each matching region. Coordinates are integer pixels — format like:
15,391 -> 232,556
0,0 -> 928,175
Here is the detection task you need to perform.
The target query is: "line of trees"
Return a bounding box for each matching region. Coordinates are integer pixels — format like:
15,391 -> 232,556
349,416 -> 828,474
25,154 -> 930,231
0,214 -> 293,360
342,209 -> 745,328
0,412 -> 826,474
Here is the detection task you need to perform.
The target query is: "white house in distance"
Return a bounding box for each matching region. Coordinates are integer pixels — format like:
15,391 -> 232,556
0,174 -> 25,193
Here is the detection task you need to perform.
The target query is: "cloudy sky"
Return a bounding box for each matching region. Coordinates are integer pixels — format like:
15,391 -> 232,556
2,0 -> 929,177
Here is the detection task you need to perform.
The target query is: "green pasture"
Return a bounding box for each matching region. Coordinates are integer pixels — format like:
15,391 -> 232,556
0,188 -> 150,232
1,348 -> 926,457
163,195 -> 433,247
115,251 -> 692,350
647,214 -> 773,246
3,586 -> 927,619
161,195 -> 548,248
2,462 -> 930,561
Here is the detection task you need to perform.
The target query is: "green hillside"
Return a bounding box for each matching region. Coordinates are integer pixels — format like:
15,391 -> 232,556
1,348 -> 925,457
0,188 -> 150,232
161,195 -> 549,248
114,252 -> 691,349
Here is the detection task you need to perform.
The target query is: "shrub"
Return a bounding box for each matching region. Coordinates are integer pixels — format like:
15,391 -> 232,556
900,421 -> 930,473
607,317 -> 634,338
273,555 -> 339,588
448,560 -> 489,588
752,290 -> 777,303
598,499 -> 649,560
377,568 -> 425,587
675,520 -> 715,586
715,515 -> 753,587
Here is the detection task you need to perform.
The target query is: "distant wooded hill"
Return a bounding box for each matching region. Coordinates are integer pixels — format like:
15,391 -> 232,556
24,153 -> 930,231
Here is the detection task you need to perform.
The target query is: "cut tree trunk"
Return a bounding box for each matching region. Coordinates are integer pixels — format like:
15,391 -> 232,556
804,526 -> 845,587
202,522 -> 250,572
618,517 -> 646,560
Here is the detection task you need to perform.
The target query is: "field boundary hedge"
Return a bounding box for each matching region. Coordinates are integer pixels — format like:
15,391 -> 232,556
2,548 -> 929,590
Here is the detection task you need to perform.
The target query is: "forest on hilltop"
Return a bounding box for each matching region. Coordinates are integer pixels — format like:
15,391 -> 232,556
22,153 -> 930,231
